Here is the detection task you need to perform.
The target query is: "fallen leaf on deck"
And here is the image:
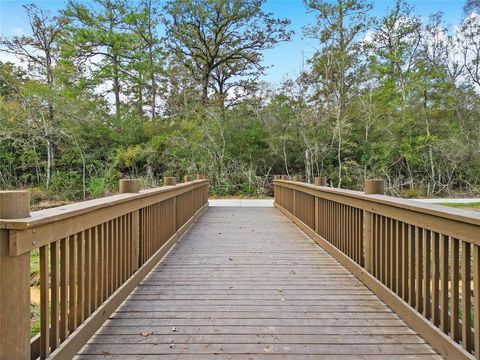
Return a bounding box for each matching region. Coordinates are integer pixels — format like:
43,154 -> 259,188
141,331 -> 152,337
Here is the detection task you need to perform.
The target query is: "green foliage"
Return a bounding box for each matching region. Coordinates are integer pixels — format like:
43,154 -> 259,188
0,0 -> 480,203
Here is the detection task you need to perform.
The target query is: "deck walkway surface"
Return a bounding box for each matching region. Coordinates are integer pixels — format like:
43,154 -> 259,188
77,206 -> 441,359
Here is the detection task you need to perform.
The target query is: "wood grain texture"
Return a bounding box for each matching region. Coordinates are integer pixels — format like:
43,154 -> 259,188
77,207 -> 440,359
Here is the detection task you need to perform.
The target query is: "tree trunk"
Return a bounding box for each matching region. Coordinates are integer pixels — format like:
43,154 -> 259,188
46,139 -> 52,189
113,55 -> 121,117
202,70 -> 209,104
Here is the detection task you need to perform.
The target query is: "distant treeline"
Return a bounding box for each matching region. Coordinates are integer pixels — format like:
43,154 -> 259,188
1,0 -> 480,203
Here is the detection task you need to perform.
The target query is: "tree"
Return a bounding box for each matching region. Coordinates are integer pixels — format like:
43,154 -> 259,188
64,0 -> 138,117
0,4 -> 67,188
459,12 -> 480,87
304,0 -> 372,187
126,0 -> 165,118
163,0 -> 291,106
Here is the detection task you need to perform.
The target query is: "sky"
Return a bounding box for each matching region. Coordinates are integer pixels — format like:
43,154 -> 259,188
0,0 -> 467,85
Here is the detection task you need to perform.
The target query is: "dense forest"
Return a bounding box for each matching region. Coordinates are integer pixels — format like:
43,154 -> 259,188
1,0 -> 480,204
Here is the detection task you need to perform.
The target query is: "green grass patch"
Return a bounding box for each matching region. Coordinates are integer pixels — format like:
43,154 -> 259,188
439,202 -> 480,210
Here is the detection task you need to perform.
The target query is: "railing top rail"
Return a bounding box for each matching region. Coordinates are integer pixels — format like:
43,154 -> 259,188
0,179 -> 209,230
273,179 -> 480,226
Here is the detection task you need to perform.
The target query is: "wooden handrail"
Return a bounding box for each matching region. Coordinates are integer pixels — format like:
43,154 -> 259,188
274,178 -> 479,360
274,180 -> 480,246
0,178 -> 209,359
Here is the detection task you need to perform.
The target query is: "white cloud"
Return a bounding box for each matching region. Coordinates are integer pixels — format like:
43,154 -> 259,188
0,51 -> 24,67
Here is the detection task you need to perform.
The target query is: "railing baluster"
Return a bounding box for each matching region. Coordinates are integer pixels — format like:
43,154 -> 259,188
415,226 -> 423,313
451,237 -> 460,342
473,244 -> 480,357
84,229 -> 91,320
461,240 -> 472,351
402,223 -> 408,300
432,232 -> 440,326
77,232 -> 85,326
39,245 -> 49,359
408,225 -> 416,307
50,241 -> 60,350
92,226 -> 98,312
98,224 -> 104,304
395,220 -> 401,295
68,234 -> 77,333
440,234 -> 449,333
60,237 -> 68,342
423,229 -> 431,319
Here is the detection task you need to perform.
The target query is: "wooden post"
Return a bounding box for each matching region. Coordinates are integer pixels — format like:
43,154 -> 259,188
315,176 -> 327,186
280,175 -> 288,180
363,179 -> 383,273
119,179 -> 140,194
364,179 -> 385,195
184,175 -> 194,182
164,177 -> 176,186
273,175 -> 281,180
293,175 -> 302,182
196,174 -> 206,180
119,180 -> 141,272
0,191 -> 31,359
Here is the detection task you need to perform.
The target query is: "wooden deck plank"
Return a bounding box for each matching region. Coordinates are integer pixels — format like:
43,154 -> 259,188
77,355 -> 441,360
94,325 -> 418,335
77,207 -> 440,359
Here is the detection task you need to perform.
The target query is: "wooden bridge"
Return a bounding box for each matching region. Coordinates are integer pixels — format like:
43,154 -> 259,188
0,176 -> 478,359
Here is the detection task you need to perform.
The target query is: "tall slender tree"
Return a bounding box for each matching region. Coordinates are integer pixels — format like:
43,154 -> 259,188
64,0 -> 137,117
304,0 -> 372,187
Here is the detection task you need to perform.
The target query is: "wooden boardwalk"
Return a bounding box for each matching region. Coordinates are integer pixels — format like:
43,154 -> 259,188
77,207 -> 441,359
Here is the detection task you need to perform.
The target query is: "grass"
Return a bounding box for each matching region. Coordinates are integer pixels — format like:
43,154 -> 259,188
439,201 -> 480,208
30,250 -> 41,337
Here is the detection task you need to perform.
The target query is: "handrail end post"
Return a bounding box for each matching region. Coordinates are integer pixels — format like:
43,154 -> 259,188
119,179 -> 140,193
0,191 -> 31,359
164,177 -> 177,186
314,176 -> 327,186
364,179 -> 385,195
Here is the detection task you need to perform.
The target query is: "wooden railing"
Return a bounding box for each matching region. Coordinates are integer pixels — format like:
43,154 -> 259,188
274,177 -> 479,360
0,176 -> 209,360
